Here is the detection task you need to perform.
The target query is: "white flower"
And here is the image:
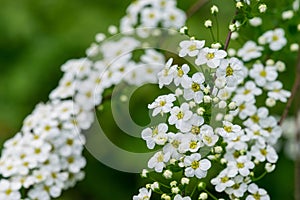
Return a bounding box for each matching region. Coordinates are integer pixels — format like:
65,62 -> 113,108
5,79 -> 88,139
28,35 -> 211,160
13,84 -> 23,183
217,121 -> 242,140
172,64 -> 190,86
200,125 -> 219,146
250,143 -> 278,163
265,81 -> 291,102
141,7 -> 161,27
224,175 -> 248,197
158,58 -> 177,88
133,187 -> 152,200
179,40 -> 205,57
235,81 -> 262,101
195,47 -> 227,68
163,133 -> 184,160
184,153 -> 211,179
148,151 -> 170,173
148,94 -> 176,116
179,133 -> 202,153
168,103 -> 193,132
0,179 -> 21,200
162,8 -> 186,29
141,123 -> 168,149
211,169 -> 235,192
259,28 -> 287,51
243,107 -> 269,127
174,194 -> 191,200
227,155 -> 254,176
249,17 -> 262,26
237,41 -> 263,62
246,183 -> 270,200
181,73 -> 205,103
231,97 -> 257,120
249,63 -> 278,87
216,57 -> 245,87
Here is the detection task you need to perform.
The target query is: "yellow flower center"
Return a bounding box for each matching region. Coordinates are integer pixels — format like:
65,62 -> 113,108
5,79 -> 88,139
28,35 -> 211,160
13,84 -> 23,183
191,160 -> 200,169
188,44 -> 197,51
226,65 -> 234,76
189,141 -> 198,149
177,111 -> 184,119
206,52 -> 215,60
260,70 -> 267,77
191,82 -> 201,92
224,126 -> 232,133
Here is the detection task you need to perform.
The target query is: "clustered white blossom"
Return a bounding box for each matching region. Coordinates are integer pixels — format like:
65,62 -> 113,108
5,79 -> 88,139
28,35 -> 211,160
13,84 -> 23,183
0,0 -> 298,199
0,0 -> 186,199
134,7 -> 292,197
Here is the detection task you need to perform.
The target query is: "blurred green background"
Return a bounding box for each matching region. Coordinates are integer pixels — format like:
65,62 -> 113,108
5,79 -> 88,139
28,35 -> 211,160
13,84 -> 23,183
0,0 -> 296,199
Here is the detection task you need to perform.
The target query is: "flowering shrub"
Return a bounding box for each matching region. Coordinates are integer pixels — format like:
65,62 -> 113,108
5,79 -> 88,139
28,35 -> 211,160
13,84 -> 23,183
1,0 -> 300,199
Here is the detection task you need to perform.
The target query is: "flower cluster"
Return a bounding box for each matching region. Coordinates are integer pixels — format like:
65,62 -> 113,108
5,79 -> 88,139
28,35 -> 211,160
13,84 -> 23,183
134,31 -> 290,199
0,0 -> 186,199
120,0 -> 186,34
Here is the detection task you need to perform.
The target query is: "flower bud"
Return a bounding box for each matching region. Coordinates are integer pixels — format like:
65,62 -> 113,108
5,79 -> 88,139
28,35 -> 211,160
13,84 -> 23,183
151,182 -> 160,190
199,192 -> 208,200
175,88 -> 183,96
266,59 -> 275,66
198,182 -> 206,190
220,158 -> 227,164
204,95 -> 212,103
170,181 -> 177,187
171,187 -> 180,194
249,17 -> 262,27
214,146 -> 223,154
204,20 -> 212,28
282,10 -> 294,20
141,169 -> 149,178
228,48 -> 236,56
108,25 -> 118,34
236,2 -> 243,9
211,43 -> 222,49
231,32 -> 239,40
228,102 -> 237,110
290,43 -> 299,52
266,97 -> 276,107
265,163 -> 276,173
216,113 -> 224,121
218,101 -> 227,109
197,107 -> 205,115
180,26 -> 188,34
275,61 -> 286,72
211,5 -> 219,14
95,33 -> 106,42
161,194 -> 171,200
163,170 -> 173,179
181,177 -> 190,185
258,4 -> 267,13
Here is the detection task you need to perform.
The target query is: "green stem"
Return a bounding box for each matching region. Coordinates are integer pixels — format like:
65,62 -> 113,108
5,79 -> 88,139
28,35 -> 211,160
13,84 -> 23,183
190,184 -> 198,198
251,171 -> 267,182
148,174 -> 171,189
215,15 -> 220,41
204,189 -> 218,200
209,28 -> 216,42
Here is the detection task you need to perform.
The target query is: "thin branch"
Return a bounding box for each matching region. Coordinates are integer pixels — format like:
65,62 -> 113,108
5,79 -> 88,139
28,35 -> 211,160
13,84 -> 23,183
278,48 -> 300,126
186,0 -> 209,18
224,10 -> 238,51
